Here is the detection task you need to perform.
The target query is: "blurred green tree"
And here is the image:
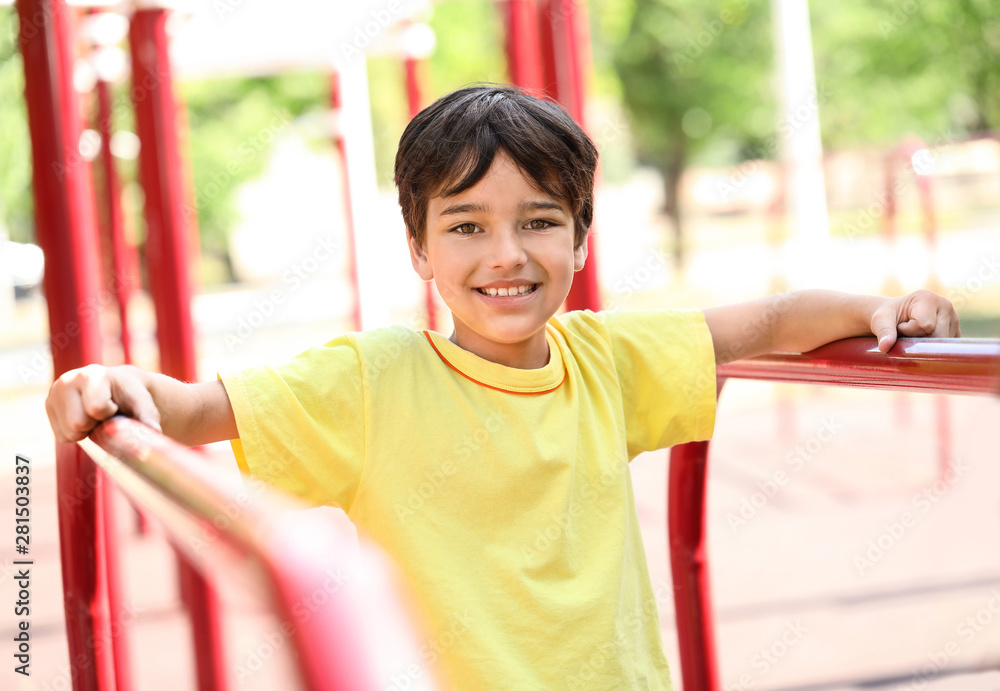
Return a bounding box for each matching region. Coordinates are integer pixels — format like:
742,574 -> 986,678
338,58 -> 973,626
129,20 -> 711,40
812,0 -> 1000,148
180,73 -> 328,281
612,0 -> 775,264
0,9 -> 34,244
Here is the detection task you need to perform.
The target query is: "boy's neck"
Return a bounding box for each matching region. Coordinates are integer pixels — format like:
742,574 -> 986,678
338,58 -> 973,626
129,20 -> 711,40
448,329 -> 551,370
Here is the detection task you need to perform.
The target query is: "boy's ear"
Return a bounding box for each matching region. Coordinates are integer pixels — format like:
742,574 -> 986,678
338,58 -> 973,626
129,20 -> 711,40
407,233 -> 434,281
573,237 -> 588,272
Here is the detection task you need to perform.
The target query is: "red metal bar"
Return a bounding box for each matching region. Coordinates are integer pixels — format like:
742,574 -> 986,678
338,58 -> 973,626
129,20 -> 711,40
128,9 -> 225,690
537,0 -> 601,312
718,337 -> 1000,395
668,440 -> 720,691
330,71 -> 363,332
95,77 -> 135,364
882,152 -> 898,245
128,8 -> 198,381
668,337 -> 999,691
402,55 -> 437,331
18,1 -> 117,689
84,417 -> 436,691
934,395 -> 953,482
501,0 -> 545,94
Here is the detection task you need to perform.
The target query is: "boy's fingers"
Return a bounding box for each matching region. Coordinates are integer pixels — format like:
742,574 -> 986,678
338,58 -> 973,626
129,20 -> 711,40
52,381 -> 103,443
111,375 -> 162,433
79,367 -> 120,422
936,303 -> 961,337
869,304 -> 899,353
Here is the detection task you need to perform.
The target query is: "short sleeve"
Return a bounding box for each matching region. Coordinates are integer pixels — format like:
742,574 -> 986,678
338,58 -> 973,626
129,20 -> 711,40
219,336 -> 366,512
600,310 -> 717,457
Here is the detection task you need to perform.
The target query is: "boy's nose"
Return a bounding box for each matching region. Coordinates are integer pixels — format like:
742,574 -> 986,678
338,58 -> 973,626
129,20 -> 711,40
487,229 -> 527,269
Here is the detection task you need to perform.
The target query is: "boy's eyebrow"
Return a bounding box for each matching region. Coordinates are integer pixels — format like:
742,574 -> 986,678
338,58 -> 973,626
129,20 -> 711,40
519,200 -> 566,214
436,199 -> 567,217
437,202 -> 489,217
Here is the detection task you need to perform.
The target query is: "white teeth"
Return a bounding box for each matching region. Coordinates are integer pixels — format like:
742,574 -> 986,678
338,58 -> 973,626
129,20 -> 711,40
479,284 -> 536,296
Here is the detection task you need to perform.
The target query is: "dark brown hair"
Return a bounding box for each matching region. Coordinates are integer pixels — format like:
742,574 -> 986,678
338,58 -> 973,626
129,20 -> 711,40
394,84 -> 598,249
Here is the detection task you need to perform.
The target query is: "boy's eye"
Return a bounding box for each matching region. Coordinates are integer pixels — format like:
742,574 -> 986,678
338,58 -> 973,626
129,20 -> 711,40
452,223 -> 478,235
527,219 -> 551,230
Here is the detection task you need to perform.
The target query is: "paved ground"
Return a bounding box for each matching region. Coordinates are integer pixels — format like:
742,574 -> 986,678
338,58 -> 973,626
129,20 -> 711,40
1,184 -> 998,690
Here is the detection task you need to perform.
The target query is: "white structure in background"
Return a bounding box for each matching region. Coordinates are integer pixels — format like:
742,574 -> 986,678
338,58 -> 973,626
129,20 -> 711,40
168,0 -> 431,330
772,0 -> 831,287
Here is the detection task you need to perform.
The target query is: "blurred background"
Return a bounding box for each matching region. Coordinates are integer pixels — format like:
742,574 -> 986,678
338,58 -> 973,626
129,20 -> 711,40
1,1 -> 999,689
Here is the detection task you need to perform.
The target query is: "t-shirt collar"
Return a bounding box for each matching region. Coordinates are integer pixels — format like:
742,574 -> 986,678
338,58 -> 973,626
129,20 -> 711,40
421,327 -> 565,395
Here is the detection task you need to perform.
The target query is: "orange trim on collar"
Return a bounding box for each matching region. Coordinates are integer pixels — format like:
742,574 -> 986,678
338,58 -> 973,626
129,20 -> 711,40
421,331 -> 564,395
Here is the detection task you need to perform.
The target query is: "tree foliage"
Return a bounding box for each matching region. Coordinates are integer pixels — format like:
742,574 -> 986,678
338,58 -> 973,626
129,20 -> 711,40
611,0 -> 1000,259
0,9 -> 33,243
811,0 -> 1000,148
612,0 -> 774,258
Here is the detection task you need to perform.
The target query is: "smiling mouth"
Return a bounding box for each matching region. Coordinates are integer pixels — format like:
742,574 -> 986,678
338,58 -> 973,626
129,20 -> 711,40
476,284 -> 538,297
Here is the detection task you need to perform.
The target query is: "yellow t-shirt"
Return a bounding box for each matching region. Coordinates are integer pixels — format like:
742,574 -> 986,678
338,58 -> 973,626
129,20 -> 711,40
220,309 -> 716,689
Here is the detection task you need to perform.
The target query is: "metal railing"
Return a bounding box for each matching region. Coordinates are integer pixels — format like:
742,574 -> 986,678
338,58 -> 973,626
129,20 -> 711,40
667,336 -> 1000,691
79,416 -> 435,691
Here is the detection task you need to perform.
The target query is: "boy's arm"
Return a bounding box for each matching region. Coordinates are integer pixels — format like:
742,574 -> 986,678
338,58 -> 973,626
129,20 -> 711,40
703,289 -> 960,365
46,364 -> 237,446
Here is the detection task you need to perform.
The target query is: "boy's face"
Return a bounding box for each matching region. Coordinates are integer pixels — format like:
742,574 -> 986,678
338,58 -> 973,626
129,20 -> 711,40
408,152 -> 587,368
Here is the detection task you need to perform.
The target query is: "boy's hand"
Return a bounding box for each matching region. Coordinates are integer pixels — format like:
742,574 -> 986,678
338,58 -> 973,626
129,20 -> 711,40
46,365 -> 161,444
870,289 -> 960,353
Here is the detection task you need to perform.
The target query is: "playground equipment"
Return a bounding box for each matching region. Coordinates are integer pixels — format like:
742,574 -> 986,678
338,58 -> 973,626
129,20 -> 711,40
669,337 -> 1000,691
16,1 -> 598,687
79,416 -> 435,690
15,0 -> 1000,688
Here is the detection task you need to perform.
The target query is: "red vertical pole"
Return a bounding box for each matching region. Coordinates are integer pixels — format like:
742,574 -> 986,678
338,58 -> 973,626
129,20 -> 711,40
668,440 -> 720,691
95,64 -> 152,542
402,54 -> 438,331
502,0 -> 545,94
129,9 -> 226,690
128,9 -> 197,380
538,0 -> 601,312
90,64 -> 141,687
95,78 -> 135,364
18,1 -> 116,689
882,152 -> 897,245
330,72 -> 363,332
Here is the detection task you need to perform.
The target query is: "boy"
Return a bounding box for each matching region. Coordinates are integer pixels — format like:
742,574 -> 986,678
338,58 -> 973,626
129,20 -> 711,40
47,85 -> 960,688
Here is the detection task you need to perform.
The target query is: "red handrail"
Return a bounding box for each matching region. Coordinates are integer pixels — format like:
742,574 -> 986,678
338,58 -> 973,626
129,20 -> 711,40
81,416 -> 436,691
668,336 -> 1000,691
